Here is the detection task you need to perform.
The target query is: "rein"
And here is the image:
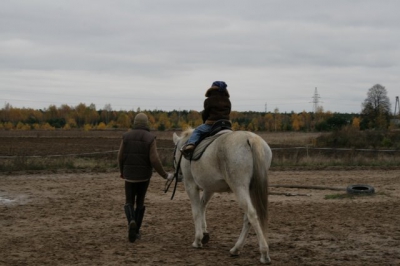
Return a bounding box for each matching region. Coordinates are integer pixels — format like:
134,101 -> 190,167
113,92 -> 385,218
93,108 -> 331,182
164,143 -> 183,200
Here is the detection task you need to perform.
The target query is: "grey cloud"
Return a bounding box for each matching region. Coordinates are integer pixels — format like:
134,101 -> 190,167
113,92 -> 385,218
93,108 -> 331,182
0,0 -> 399,113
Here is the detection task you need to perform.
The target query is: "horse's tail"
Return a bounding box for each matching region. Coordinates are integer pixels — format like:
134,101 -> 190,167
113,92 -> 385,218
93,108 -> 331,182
248,135 -> 271,236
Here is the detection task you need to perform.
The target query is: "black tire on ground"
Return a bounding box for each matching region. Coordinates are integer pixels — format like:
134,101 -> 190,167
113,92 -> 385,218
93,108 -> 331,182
346,184 -> 375,194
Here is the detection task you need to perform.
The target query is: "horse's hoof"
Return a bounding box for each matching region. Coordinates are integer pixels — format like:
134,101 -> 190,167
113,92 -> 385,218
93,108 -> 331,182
260,256 -> 271,264
229,248 -> 240,256
201,233 -> 210,245
192,242 -> 202,248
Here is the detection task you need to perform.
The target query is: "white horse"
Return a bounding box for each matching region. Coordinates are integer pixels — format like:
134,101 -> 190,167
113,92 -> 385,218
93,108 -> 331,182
172,128 -> 273,264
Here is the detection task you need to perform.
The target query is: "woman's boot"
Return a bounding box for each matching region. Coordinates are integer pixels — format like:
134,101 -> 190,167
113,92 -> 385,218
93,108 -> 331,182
124,204 -> 137,243
135,206 -> 146,240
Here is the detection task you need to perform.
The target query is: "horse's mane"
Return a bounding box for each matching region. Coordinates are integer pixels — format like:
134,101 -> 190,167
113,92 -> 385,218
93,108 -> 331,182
181,127 -> 194,138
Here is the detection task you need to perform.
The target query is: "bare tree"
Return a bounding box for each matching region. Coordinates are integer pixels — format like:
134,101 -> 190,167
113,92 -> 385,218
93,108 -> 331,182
361,84 -> 391,129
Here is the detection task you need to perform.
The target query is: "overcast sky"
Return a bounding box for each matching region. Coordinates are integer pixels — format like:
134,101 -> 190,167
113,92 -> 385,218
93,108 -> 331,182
1,0 -> 399,114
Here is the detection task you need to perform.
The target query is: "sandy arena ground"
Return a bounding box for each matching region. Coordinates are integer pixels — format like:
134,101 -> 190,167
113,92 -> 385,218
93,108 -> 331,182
1,169 -> 399,266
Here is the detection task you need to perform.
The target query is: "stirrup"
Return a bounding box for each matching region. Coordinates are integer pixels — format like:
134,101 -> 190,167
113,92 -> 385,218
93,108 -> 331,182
180,144 -> 195,158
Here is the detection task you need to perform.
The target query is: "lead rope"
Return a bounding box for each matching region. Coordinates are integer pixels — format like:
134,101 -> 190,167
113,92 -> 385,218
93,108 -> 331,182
164,151 -> 183,200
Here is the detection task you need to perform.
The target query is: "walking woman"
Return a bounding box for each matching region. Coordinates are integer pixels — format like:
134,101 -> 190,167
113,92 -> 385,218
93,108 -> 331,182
118,113 -> 173,243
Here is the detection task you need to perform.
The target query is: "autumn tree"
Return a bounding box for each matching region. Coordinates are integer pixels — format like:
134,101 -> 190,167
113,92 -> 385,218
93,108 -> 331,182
97,122 -> 107,130
3,122 -> 13,130
352,117 -> 361,129
247,121 -> 255,131
312,106 -> 325,130
26,109 -> 44,125
45,105 -> 59,121
116,113 -> 131,128
85,103 -> 99,125
44,105 -> 65,128
299,111 -> 312,131
169,110 -> 180,128
187,110 -> 202,127
74,103 -> 87,127
155,113 -> 171,131
59,104 -> 72,120
264,113 -> 274,131
147,113 -> 156,127
7,106 -> 24,124
250,117 -> 260,131
16,122 -> 30,130
231,121 -> 241,130
361,84 -> 391,129
291,113 -> 300,131
65,118 -> 77,129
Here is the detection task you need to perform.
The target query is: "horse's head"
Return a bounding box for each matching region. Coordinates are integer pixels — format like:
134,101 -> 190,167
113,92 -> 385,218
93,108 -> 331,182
172,128 -> 194,179
172,128 -> 194,148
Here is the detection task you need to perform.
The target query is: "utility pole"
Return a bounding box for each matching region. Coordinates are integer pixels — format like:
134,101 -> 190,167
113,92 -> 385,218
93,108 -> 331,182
265,103 -> 267,113
395,96 -> 400,117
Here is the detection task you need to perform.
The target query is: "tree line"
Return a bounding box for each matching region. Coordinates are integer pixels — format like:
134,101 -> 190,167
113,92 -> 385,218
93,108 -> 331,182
1,84 -> 397,132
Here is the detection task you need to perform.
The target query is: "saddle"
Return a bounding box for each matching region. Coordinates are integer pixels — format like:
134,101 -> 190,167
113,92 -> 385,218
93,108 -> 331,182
186,120 -> 232,161
208,119 -> 232,137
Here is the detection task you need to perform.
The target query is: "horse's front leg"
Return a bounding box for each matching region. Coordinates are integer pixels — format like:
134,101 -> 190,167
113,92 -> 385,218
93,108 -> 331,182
185,183 -> 204,248
186,184 -> 214,248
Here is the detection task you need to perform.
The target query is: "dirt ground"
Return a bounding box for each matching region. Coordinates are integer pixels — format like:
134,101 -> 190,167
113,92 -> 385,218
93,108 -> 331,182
1,169 -> 399,266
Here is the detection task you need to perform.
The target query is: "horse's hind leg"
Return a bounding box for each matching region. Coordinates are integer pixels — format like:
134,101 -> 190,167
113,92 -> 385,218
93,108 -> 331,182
200,191 -> 213,245
232,191 -> 270,264
230,213 -> 251,256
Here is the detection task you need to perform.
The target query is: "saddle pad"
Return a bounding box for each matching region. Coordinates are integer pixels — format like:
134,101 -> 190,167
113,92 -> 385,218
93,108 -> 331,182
190,130 -> 231,161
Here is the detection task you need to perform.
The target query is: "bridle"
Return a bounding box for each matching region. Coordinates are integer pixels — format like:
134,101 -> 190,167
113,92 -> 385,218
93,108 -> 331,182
164,141 -> 183,200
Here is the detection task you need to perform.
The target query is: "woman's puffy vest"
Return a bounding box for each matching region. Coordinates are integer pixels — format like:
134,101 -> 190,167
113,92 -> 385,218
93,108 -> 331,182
122,128 -> 155,181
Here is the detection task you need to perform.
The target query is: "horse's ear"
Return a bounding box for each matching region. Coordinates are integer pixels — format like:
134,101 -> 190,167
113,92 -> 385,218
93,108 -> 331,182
172,132 -> 180,144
